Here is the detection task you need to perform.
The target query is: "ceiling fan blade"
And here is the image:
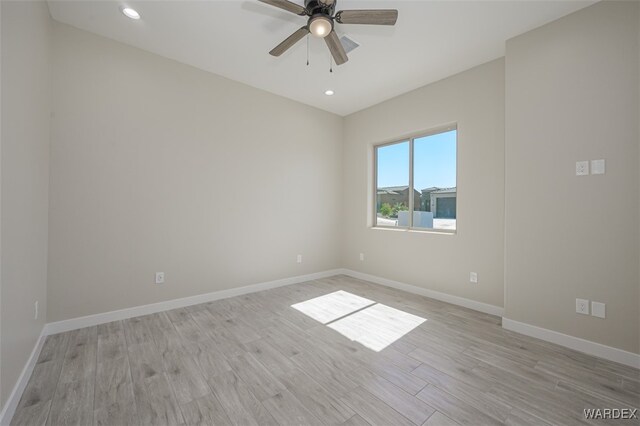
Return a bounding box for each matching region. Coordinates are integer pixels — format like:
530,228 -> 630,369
269,27 -> 309,56
258,0 -> 307,16
335,10 -> 398,25
324,30 -> 348,65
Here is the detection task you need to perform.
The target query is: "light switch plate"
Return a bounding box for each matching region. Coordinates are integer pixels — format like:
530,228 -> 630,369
591,301 -> 606,318
470,272 -> 478,283
576,161 -> 589,176
155,272 -> 165,284
591,159 -> 605,175
576,298 -> 589,315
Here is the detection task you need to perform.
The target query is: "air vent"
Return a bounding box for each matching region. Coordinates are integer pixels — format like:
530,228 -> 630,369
339,35 -> 360,54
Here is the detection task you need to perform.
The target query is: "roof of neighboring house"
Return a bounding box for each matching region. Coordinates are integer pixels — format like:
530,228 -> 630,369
421,186 -> 439,193
433,187 -> 457,194
378,186 -> 457,195
421,186 -> 457,194
377,185 -> 409,193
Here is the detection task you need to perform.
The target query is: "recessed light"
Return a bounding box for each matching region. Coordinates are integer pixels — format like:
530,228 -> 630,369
325,90 -> 334,96
121,7 -> 140,20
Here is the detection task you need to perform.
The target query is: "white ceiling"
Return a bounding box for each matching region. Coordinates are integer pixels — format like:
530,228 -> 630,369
47,0 -> 595,116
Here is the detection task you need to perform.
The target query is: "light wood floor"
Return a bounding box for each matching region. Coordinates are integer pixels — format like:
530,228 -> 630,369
11,275 -> 640,426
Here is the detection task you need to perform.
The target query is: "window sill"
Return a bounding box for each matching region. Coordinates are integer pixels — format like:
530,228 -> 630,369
371,226 -> 456,235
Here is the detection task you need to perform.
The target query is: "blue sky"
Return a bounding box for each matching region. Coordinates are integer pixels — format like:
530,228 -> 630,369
377,130 -> 457,190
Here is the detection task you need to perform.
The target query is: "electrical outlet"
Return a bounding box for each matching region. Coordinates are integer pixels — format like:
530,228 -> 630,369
34,301 -> 39,320
576,298 -> 589,315
576,161 -> 589,176
591,301 -> 606,318
359,253 -> 365,261
155,272 -> 165,284
470,272 -> 478,283
297,254 -> 302,264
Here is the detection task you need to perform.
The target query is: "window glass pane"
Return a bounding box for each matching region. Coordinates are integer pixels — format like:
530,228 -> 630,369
376,141 -> 409,227
413,130 -> 457,231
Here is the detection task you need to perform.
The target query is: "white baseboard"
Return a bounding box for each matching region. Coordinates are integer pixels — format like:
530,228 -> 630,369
1,269 -> 341,424
44,269 -> 343,336
0,328 -> 46,426
342,269 -> 639,368
339,269 -> 504,317
502,318 -> 640,369
44,268 -> 504,336
8,269 -> 635,426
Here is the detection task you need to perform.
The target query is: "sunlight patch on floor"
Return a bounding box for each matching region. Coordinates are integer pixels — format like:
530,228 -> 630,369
291,290 -> 375,324
291,290 -> 426,351
328,302 -> 426,351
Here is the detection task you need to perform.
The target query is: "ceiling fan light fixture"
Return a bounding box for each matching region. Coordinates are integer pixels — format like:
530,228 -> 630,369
309,15 -> 332,38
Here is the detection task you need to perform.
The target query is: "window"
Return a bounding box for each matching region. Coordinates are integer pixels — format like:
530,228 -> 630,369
374,127 -> 457,232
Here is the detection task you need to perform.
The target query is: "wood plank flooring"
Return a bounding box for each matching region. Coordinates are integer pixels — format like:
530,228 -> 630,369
10,275 -> 640,425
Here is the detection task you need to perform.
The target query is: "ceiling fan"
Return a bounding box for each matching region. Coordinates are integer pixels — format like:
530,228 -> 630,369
259,0 -> 398,65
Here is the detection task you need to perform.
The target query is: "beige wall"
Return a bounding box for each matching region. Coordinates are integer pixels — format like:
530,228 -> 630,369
0,0 -> 51,408
342,59 -> 505,309
2,4 -> 638,410
504,1 -> 639,354
47,23 -> 343,322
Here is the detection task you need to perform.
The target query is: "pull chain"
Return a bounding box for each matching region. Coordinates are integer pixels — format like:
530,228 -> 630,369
306,34 -> 310,66
330,55 -> 333,73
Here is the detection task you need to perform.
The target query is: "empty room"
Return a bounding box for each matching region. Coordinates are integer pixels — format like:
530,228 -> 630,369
1,0 -> 638,425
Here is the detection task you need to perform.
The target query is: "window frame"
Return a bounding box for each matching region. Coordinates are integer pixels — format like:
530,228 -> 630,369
372,124 -> 458,234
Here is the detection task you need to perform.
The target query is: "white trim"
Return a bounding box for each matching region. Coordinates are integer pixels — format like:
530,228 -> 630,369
342,269 -> 639,368
5,270 -> 637,426
1,269 -> 340,424
502,318 -> 640,369
44,269 -> 343,335
0,328 -> 46,426
340,269 -> 504,317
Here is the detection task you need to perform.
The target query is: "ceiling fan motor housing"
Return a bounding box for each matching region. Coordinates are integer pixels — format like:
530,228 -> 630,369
305,0 -> 336,17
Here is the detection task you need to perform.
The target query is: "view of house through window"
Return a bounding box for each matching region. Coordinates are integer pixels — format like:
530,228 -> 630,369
375,141 -> 409,227
375,128 -> 457,231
